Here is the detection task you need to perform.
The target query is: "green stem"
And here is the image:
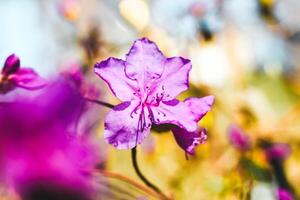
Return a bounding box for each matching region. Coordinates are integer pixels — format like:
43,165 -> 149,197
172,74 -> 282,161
131,147 -> 169,199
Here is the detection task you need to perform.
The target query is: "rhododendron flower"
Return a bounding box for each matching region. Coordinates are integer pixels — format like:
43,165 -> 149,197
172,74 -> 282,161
0,54 -> 46,94
0,80 -> 99,200
277,188 -> 294,200
228,125 -> 252,151
95,38 -> 214,153
265,143 -> 291,162
61,64 -> 100,99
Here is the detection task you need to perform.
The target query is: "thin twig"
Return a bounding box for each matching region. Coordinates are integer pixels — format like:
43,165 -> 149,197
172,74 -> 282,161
85,97 -> 114,109
94,169 -> 160,198
86,98 -> 170,199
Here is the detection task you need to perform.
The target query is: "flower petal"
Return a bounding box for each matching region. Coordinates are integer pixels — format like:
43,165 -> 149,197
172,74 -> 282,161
151,57 -> 192,100
277,188 -> 294,200
228,125 -> 252,151
9,68 -> 46,89
95,57 -> 137,101
265,143 -> 291,161
172,127 -> 208,155
2,54 -> 20,76
104,101 -> 151,149
184,95 -> 215,121
151,99 -> 197,132
125,38 -> 165,87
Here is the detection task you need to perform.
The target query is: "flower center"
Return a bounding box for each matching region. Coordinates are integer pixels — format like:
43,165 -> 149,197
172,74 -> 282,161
131,84 -> 170,125
133,84 -> 169,107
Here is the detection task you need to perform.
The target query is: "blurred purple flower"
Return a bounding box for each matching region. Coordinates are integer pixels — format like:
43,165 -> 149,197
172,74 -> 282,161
0,79 -> 99,200
61,63 -> 100,99
265,143 -> 291,162
277,188 -> 294,200
228,125 -> 252,151
94,37 -> 214,152
0,54 -> 46,94
61,62 -> 84,86
190,2 -> 206,18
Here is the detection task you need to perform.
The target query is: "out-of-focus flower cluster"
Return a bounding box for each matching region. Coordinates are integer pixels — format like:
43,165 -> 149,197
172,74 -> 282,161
0,75 -> 100,199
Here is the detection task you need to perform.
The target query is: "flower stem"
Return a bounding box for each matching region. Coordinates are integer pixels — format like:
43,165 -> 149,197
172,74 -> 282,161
85,97 -> 114,109
131,147 -> 169,199
86,98 -> 169,199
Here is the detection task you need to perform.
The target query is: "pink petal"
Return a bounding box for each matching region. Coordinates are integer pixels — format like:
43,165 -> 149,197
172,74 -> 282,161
150,57 -> 192,101
150,99 -> 197,132
228,125 -> 252,151
277,188 -> 294,200
2,54 -> 20,76
184,95 -> 215,121
172,127 -> 207,155
9,68 -> 46,89
266,143 -> 291,161
95,58 -> 137,101
125,38 -> 165,87
104,101 -> 151,149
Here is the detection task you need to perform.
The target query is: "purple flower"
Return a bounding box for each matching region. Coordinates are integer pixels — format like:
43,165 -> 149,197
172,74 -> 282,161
94,38 -> 214,152
228,125 -> 252,151
265,143 -> 291,162
61,64 -> 100,99
277,188 -> 294,200
0,54 -> 46,94
0,79 -> 99,200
